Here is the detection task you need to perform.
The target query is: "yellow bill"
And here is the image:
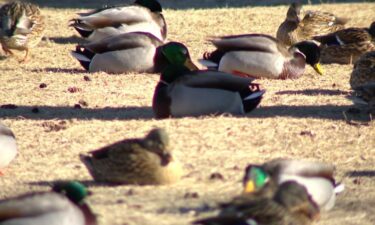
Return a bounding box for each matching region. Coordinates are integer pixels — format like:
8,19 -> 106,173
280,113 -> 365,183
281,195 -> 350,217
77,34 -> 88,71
243,180 -> 255,193
184,58 -> 199,71
313,63 -> 323,75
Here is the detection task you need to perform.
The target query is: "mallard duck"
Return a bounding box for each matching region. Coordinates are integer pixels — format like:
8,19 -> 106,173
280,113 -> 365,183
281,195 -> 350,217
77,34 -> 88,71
193,181 -> 320,225
0,122 -> 17,176
0,1 -> 45,62
80,128 -> 183,185
276,2 -> 348,46
350,51 -> 375,89
0,181 -> 97,225
153,44 -> 265,118
71,32 -> 198,74
313,22 -> 375,64
242,159 -> 344,211
69,0 -> 166,43
200,34 -> 323,80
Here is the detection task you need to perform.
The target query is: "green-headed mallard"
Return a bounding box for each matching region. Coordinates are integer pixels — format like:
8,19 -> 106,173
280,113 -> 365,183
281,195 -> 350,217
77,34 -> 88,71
0,1 -> 45,62
313,22 -> 375,64
0,122 -> 17,176
193,181 -> 320,225
350,51 -> 375,89
80,128 -> 183,185
0,181 -> 97,225
69,0 -> 166,43
71,32 -> 198,74
152,41 -> 265,118
242,159 -> 344,211
200,34 -> 323,79
276,2 -> 348,46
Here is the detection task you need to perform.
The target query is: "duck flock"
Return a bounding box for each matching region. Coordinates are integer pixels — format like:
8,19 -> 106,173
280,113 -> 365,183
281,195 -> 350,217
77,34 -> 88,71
0,0 -> 374,225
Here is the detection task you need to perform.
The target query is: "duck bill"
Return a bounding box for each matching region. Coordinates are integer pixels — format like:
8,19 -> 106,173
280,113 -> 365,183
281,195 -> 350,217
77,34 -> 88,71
313,63 -> 323,75
184,59 -> 199,71
243,180 -> 256,193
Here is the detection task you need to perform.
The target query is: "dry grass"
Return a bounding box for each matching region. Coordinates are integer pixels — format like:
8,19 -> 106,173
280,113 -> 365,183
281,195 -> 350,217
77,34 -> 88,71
0,1 -> 375,225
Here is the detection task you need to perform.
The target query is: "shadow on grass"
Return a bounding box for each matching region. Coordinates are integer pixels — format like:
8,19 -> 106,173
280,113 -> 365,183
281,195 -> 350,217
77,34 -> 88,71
30,67 -> 87,74
27,180 -> 130,188
248,104 -> 351,120
46,36 -> 85,45
276,89 -> 351,96
29,0 -> 367,9
0,105 -> 154,120
346,170 -> 375,177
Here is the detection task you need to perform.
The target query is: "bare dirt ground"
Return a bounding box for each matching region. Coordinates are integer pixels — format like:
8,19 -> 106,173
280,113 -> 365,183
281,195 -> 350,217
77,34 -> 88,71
0,1 -> 374,225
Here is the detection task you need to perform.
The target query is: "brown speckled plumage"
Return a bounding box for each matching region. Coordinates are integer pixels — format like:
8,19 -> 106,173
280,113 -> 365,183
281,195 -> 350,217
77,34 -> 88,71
193,181 -> 319,225
314,23 -> 375,64
80,128 -> 183,185
277,3 -> 347,46
0,1 -> 45,61
350,51 -> 375,89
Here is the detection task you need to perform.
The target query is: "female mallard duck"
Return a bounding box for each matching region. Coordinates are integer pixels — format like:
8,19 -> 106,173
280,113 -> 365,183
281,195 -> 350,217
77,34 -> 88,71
0,1 -> 45,62
153,42 -> 265,118
313,22 -> 375,64
193,181 -> 320,225
71,32 -> 197,74
200,34 -> 323,79
80,128 -> 183,185
350,51 -> 375,89
0,181 -> 97,225
242,159 -> 344,211
276,2 -> 348,46
69,0 -> 166,43
0,123 -> 17,176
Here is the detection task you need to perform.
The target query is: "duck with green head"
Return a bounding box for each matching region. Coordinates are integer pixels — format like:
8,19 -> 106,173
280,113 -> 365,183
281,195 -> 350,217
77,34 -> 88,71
0,181 -> 97,225
69,0 -> 167,43
193,181 -> 320,225
153,41 -> 265,118
200,34 -> 323,79
241,159 -> 344,211
0,122 -> 17,176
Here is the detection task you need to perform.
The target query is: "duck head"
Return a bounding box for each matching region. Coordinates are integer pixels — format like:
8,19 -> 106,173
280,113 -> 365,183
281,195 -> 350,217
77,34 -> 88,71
159,42 -> 199,82
52,181 -> 90,205
292,41 -> 323,75
242,165 -> 270,193
287,2 -> 303,23
135,0 -> 162,12
142,128 -> 173,166
369,21 -> 375,38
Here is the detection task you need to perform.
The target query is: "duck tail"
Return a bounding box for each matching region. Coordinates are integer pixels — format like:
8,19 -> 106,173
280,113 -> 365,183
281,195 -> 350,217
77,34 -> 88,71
69,19 -> 94,38
241,83 -> 265,113
71,46 -> 94,71
334,183 -> 345,194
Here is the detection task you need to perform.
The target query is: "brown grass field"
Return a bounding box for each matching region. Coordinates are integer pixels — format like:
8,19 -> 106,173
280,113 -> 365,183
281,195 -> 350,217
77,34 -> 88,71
0,1 -> 375,225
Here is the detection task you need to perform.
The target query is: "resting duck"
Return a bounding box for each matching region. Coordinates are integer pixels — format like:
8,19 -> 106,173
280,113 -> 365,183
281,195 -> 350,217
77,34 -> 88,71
0,181 -> 97,225
69,0 -> 167,42
152,42 -> 265,118
71,32 -> 197,74
80,128 -> 183,185
200,34 -> 323,79
314,22 -> 375,64
0,1 -> 45,62
193,181 -> 319,225
276,2 -> 348,46
242,158 -> 344,211
350,51 -> 375,89
0,122 -> 17,176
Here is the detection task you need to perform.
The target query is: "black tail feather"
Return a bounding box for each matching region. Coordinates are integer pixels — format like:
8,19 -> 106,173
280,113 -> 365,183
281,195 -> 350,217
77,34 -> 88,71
203,49 -> 226,64
72,46 -> 95,71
